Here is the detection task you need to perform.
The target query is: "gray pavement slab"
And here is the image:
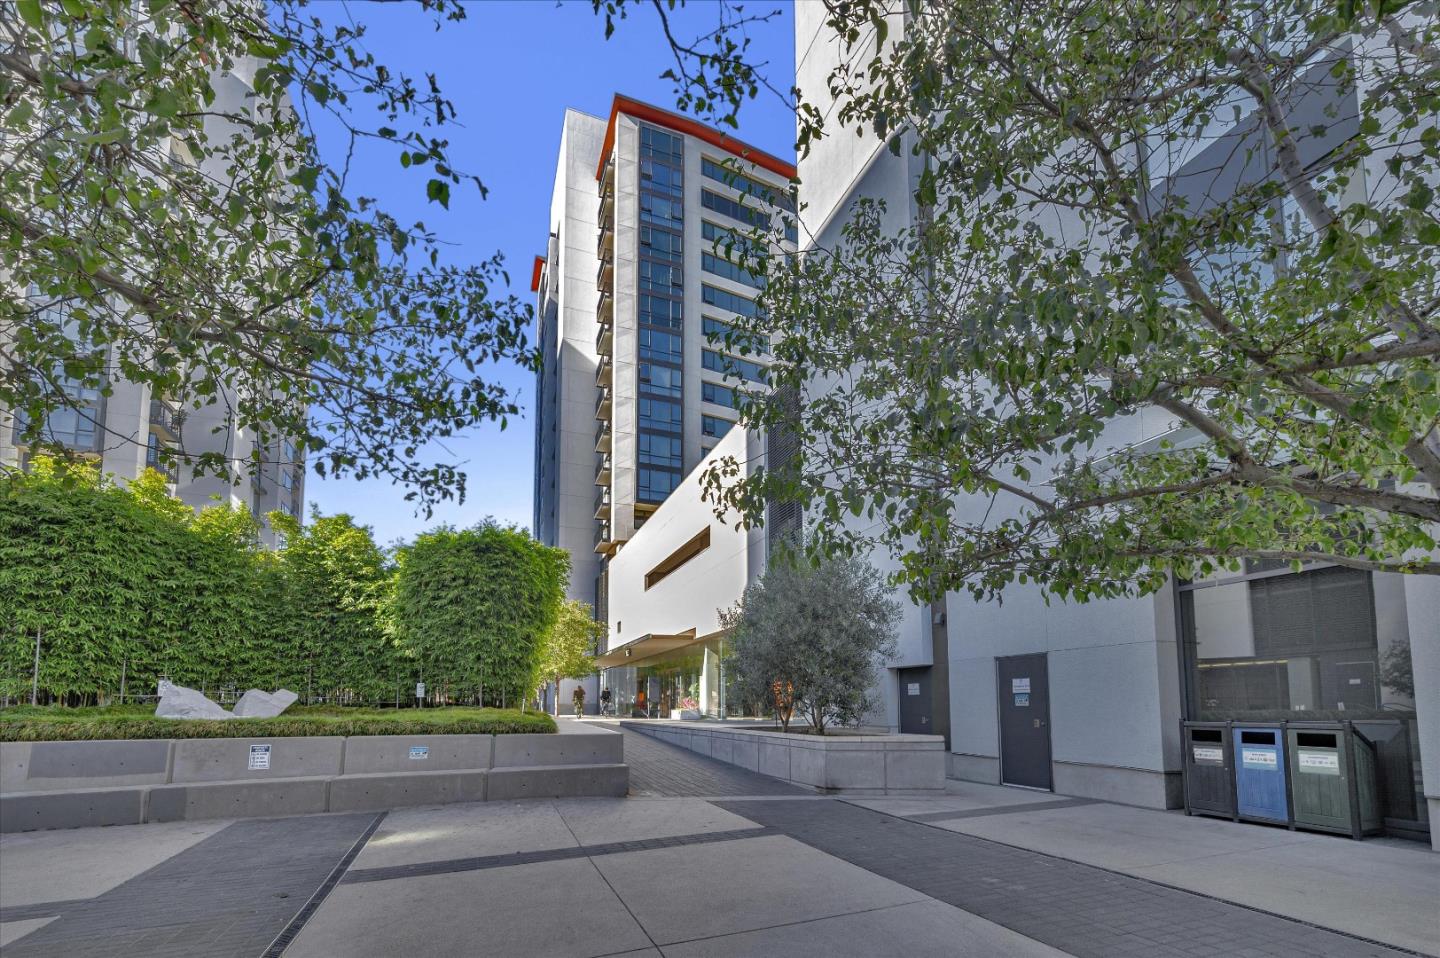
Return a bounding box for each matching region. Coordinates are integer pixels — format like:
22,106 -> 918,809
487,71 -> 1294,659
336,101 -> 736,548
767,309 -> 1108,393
286,858 -> 654,958
0,917 -> 56,948
660,899 -> 1067,957
721,798 -> 1426,958
0,819 -> 225,906
591,832 -> 928,945
0,812 -> 378,958
552,796 -> 760,845
352,800 -> 578,869
919,794 -> 1440,953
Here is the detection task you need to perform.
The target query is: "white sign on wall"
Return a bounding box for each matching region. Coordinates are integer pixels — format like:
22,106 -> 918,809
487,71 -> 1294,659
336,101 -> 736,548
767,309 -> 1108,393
249,744 -> 272,770
1011,677 -> 1031,694
409,746 -> 430,760
907,683 -> 921,696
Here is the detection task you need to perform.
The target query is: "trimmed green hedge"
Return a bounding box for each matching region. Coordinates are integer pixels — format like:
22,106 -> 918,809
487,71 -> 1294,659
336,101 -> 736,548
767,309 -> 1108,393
0,705 -> 556,741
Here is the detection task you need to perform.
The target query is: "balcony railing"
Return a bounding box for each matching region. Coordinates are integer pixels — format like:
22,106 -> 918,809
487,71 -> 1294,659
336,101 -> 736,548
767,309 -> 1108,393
595,323 -> 613,358
594,418 -> 611,453
594,386 -> 612,422
593,487 -> 610,520
595,355 -> 612,388
145,444 -> 179,483
594,454 -> 611,486
597,221 -> 613,260
149,398 -> 180,439
596,288 -> 613,326
596,250 -> 614,289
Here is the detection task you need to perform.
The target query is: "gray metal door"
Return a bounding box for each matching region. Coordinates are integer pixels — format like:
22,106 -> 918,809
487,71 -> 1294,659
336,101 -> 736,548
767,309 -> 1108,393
998,654 -> 1052,790
898,667 -> 932,735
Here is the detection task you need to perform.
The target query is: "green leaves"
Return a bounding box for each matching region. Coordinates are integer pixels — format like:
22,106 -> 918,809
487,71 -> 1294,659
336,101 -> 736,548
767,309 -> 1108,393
2,0 -> 533,511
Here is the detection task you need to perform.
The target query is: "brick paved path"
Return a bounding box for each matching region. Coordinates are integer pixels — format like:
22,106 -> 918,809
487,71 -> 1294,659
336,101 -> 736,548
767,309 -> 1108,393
620,727 -> 810,797
3,813 -> 380,958
719,798 -> 1423,958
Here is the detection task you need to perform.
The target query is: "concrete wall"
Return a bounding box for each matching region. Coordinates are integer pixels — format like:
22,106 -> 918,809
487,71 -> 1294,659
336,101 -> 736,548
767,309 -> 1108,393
624,721 -> 944,796
0,728 -> 627,832
605,426 -> 762,648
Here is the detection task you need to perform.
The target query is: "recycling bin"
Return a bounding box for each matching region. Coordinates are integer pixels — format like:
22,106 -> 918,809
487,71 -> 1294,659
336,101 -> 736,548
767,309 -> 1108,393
1233,725 -> 1289,824
1182,722 -> 1234,819
1285,722 -> 1382,838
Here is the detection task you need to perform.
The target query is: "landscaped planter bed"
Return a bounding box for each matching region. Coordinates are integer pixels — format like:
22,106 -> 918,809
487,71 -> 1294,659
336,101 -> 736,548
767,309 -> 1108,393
0,704 -> 555,741
622,720 -> 945,795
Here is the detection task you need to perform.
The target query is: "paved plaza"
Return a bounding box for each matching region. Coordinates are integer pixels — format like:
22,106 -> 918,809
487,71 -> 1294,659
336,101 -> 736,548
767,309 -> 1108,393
1,728 -> 1436,957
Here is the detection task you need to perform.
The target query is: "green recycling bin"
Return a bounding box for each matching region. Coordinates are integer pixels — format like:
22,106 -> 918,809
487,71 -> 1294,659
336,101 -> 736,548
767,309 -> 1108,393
1285,722 -> 1382,838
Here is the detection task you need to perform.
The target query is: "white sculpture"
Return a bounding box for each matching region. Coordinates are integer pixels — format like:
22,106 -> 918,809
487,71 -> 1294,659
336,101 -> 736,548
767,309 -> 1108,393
233,688 -> 298,718
155,680 -> 235,720
154,682 -> 298,720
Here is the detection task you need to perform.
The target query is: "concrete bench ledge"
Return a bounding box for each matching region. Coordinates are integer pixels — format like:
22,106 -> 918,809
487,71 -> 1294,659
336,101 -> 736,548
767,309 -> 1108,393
623,721 -> 945,796
0,733 -> 629,831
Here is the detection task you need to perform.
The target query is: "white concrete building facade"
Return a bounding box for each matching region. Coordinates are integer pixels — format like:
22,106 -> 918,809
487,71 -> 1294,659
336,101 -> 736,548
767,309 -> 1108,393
794,5 -> 1438,845
533,96 -> 794,714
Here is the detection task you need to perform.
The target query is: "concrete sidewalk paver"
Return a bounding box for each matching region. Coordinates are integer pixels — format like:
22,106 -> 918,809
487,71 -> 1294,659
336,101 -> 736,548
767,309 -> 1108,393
660,899 -> 1066,958
721,798 -> 1426,958
285,858 -> 655,958
0,819 -> 226,907
552,796 -> 761,844
589,833 -> 927,945
0,812 -> 379,958
352,800 -> 578,869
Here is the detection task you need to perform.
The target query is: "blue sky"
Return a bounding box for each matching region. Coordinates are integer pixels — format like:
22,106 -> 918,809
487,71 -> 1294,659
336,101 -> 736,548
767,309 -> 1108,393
303,0 -> 797,548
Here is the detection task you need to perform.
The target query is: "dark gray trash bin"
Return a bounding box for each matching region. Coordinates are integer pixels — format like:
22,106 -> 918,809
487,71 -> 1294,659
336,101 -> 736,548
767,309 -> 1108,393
1182,722 -> 1235,820
1286,722 -> 1382,839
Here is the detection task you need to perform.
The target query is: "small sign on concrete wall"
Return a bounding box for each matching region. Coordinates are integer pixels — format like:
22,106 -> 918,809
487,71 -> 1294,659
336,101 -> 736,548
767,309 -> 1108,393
409,746 -> 430,760
1011,677 -> 1030,694
907,683 -> 920,696
1014,693 -> 1030,707
248,744 -> 271,770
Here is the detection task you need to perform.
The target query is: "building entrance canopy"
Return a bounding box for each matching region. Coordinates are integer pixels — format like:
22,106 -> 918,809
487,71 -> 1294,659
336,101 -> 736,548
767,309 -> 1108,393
595,630 -> 697,669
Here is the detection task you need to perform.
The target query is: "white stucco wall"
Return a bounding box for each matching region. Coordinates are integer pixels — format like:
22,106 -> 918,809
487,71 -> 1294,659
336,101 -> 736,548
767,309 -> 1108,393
605,426 -> 763,648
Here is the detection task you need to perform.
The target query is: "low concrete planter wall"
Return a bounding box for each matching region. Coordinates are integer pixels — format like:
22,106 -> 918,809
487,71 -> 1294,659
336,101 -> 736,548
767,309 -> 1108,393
622,721 -> 944,796
0,729 -> 626,832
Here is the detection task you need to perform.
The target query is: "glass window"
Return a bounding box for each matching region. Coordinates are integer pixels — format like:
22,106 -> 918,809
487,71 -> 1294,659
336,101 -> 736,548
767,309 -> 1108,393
639,397 -> 683,434
641,226 -> 683,263
640,294 -> 682,329
640,192 -> 683,228
702,382 -> 737,408
639,466 -> 681,502
641,158 -> 683,197
701,414 -> 735,439
639,362 -> 682,398
701,158 -> 795,212
702,348 -> 767,384
639,260 -> 682,293
639,433 -> 683,469
703,315 -> 769,355
639,328 -> 682,364
640,126 -> 683,161
702,284 -> 760,319
701,252 -> 764,289
701,189 -> 770,230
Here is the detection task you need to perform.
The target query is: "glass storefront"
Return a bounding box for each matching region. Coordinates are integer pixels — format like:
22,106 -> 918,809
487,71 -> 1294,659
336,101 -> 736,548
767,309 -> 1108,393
1179,562 -> 1426,835
600,638 -> 766,719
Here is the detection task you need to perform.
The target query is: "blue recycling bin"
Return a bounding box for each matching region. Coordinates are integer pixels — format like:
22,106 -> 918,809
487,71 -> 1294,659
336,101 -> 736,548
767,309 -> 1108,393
1233,725 -> 1289,824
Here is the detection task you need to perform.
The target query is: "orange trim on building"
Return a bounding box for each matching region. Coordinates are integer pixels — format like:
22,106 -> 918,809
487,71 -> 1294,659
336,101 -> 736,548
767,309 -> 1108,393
530,255 -> 546,292
594,94 -> 796,182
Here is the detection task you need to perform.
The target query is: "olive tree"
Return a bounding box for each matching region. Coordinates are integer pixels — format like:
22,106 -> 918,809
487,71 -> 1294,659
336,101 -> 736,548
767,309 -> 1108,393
720,555 -> 898,734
